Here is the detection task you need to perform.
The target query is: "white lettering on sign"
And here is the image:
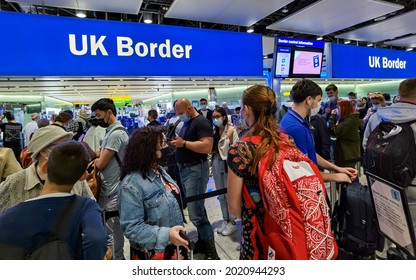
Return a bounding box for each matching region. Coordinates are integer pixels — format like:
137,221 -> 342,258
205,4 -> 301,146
368,56 -> 407,69
69,34 -> 108,56
70,34 -> 193,58
117,37 -> 192,59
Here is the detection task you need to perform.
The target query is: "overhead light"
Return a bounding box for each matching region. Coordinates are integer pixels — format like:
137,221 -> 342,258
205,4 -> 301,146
143,13 -> 152,24
367,43 -> 374,47
344,40 -> 351,45
282,7 -> 289,13
316,36 -> 323,41
247,26 -> 254,33
406,47 -> 413,51
76,10 -> 86,18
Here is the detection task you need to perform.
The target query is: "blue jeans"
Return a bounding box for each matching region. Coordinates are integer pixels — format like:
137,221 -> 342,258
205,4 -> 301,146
179,160 -> 214,241
212,155 -> 236,223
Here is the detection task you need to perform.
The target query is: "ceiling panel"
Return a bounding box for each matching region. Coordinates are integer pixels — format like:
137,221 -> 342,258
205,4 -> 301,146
336,10 -> 416,42
267,0 -> 403,36
6,0 -> 143,14
385,35 -> 416,48
165,0 -> 293,27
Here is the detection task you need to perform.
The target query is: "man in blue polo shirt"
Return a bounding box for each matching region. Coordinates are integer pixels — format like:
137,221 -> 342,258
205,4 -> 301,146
280,79 -> 357,183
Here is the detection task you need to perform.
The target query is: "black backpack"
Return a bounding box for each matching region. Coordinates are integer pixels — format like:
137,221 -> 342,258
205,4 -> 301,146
332,181 -> 385,257
0,196 -> 83,260
365,120 -> 416,186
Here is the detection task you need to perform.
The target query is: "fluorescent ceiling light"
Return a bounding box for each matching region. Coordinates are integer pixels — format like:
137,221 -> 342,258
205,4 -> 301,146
367,43 -> 374,47
344,40 -> 351,44
76,10 -> 86,18
247,26 -> 254,33
316,36 -> 323,41
406,47 -> 413,51
143,13 -> 152,24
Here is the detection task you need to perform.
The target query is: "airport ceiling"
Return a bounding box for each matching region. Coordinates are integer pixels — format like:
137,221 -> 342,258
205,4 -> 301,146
1,0 -> 415,104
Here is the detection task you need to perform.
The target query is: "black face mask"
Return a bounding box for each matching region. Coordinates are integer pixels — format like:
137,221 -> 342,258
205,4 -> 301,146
97,118 -> 109,128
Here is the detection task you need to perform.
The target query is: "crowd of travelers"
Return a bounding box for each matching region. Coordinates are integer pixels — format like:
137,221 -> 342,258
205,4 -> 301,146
0,78 -> 415,260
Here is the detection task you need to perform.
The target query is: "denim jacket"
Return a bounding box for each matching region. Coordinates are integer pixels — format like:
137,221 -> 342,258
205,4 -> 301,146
118,168 -> 183,251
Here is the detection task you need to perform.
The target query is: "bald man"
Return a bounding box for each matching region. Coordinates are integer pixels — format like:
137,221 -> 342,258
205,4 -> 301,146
171,98 -> 219,260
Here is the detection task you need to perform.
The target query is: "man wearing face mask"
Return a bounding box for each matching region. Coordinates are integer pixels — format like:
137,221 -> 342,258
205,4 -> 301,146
321,84 -> 339,122
197,98 -> 213,124
170,98 -> 220,260
280,79 -> 357,184
91,98 -> 129,260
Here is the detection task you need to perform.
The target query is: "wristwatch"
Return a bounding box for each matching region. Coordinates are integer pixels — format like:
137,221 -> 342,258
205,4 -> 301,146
183,140 -> 187,148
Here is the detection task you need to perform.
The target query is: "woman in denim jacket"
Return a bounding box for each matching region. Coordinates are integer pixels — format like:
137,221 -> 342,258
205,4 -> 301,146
118,127 -> 189,259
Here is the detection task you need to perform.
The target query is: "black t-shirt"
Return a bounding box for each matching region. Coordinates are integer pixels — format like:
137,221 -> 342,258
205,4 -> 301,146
176,115 -> 213,163
0,122 -> 22,143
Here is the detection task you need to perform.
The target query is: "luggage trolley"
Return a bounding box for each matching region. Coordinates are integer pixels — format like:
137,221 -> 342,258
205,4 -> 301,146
366,172 -> 416,259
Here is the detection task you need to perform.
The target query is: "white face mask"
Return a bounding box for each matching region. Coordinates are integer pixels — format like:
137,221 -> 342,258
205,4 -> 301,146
328,96 -> 336,102
310,106 -> 320,117
308,99 -> 320,117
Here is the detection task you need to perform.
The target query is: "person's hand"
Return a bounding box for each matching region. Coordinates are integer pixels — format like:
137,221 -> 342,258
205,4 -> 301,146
332,173 -> 352,183
336,166 -> 358,181
161,134 -> 169,149
169,226 -> 189,250
170,137 -> 186,148
331,109 -> 337,115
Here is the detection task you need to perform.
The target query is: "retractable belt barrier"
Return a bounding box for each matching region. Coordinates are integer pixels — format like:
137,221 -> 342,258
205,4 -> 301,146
183,188 -> 228,203
101,188 -> 229,221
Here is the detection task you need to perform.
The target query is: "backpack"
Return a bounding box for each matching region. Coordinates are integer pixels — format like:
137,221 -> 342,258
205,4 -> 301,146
20,146 -> 33,169
331,181 -> 385,256
365,120 -> 416,186
0,196 -> 83,260
242,135 -> 337,260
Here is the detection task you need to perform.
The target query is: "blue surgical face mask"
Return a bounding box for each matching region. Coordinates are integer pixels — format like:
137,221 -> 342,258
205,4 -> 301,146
241,115 -> 249,129
213,117 -> 223,127
328,96 -> 336,102
200,105 -> 207,110
372,105 -> 379,111
178,112 -> 190,123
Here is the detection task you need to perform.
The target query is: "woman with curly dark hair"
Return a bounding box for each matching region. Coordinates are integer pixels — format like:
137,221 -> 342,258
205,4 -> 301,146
118,126 -> 189,260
